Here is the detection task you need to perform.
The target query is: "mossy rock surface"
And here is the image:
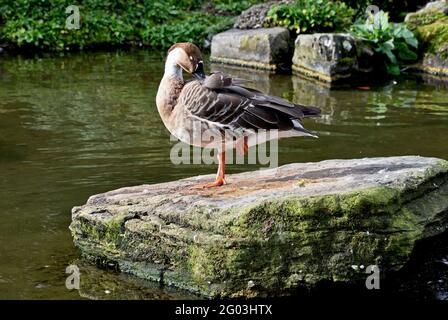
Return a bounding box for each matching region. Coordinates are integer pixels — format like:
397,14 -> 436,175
405,1 -> 448,76
70,156 -> 448,298
291,33 -> 374,84
210,28 -> 292,72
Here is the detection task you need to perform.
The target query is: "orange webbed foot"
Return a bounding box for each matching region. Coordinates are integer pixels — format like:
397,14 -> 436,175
191,177 -> 227,189
202,177 -> 226,188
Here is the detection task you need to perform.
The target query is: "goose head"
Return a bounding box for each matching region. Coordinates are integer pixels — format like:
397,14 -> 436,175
165,42 -> 205,80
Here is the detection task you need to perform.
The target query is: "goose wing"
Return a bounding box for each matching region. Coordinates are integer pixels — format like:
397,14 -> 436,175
179,72 -> 320,134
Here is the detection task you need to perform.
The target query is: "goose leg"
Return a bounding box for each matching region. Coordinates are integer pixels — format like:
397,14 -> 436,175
236,136 -> 248,155
203,150 -> 226,188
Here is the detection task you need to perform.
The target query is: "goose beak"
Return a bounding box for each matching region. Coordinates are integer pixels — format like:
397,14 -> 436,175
193,61 -> 206,80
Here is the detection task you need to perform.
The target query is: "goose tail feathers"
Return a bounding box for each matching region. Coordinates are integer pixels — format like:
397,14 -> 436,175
296,104 -> 321,118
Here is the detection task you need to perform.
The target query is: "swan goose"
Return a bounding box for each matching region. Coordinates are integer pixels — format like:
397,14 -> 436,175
156,42 -> 321,188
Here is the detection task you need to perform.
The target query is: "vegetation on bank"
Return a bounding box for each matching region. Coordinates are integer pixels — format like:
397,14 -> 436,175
265,0 -> 420,75
0,0 -> 429,76
265,0 -> 355,34
1,0 -> 426,53
264,0 -> 431,33
0,0 -> 261,51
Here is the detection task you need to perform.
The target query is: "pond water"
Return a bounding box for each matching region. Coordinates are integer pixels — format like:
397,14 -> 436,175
0,50 -> 447,299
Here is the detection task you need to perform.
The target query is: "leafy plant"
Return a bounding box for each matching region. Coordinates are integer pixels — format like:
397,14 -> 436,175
142,13 -> 234,49
265,0 -> 355,34
212,0 -> 261,14
350,10 -> 418,75
0,0 -> 254,51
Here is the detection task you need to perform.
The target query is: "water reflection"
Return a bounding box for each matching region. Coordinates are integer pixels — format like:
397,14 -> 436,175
210,63 -> 293,95
74,260 -> 198,300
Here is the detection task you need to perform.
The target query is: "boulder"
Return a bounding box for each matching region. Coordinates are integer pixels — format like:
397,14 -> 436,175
233,2 -> 275,29
70,156 -> 448,298
292,33 -> 372,83
233,1 -> 294,29
210,28 -> 292,72
405,0 -> 448,77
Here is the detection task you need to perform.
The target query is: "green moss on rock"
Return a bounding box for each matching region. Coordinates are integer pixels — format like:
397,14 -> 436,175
405,2 -> 448,75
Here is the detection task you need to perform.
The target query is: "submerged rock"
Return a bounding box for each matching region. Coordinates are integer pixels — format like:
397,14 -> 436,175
405,0 -> 448,77
292,33 -> 373,84
70,156 -> 448,298
210,28 -> 292,72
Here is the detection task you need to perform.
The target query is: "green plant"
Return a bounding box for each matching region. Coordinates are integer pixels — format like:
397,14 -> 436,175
350,10 -> 418,75
265,0 -> 355,34
0,0 -> 253,51
142,13 -> 234,49
212,0 -> 261,14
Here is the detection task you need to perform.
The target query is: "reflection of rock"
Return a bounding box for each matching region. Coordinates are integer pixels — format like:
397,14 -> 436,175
389,230 -> 448,300
211,28 -> 292,72
406,1 -> 448,77
420,51 -> 448,76
291,75 -> 372,125
71,156 -> 448,298
75,260 -> 197,300
209,63 -> 292,95
420,73 -> 448,89
292,33 -> 368,83
292,75 -> 336,108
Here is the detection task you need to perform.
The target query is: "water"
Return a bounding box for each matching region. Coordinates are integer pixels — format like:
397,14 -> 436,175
0,50 -> 447,299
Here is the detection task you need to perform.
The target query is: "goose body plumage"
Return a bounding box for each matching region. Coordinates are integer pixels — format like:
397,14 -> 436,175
156,42 -> 321,187
160,72 -> 320,149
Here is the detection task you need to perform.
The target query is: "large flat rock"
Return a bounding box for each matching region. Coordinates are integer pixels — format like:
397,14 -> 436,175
70,156 -> 448,297
210,28 -> 292,72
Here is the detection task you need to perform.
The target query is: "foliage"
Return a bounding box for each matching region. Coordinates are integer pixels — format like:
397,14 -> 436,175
142,13 -> 233,49
350,11 -> 418,75
212,0 -> 261,14
0,0 -> 255,51
265,0 -> 355,34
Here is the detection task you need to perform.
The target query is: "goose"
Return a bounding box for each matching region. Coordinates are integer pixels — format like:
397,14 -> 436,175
156,42 -> 321,188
